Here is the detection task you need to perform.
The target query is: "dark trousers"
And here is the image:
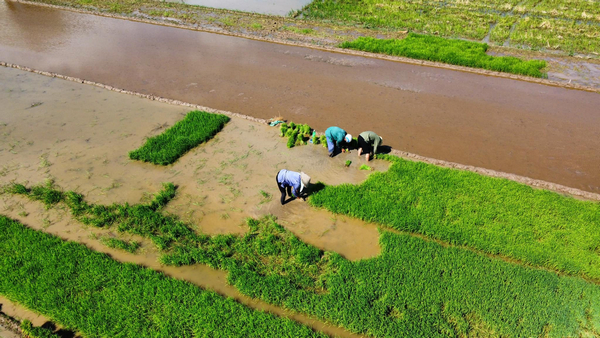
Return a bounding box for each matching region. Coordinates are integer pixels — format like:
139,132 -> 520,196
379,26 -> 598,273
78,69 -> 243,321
276,171 -> 292,205
358,135 -> 372,154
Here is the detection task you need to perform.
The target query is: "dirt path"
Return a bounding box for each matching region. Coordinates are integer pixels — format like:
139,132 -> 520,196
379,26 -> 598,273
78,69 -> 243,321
0,65 -> 390,337
2,2 -> 599,194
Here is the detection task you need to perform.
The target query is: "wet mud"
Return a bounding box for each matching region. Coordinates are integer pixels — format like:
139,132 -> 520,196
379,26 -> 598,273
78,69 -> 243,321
0,66 -> 385,337
1,2 -> 599,193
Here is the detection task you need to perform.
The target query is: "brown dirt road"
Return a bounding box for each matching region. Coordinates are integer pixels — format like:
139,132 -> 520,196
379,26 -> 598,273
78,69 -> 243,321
1,2 -> 599,193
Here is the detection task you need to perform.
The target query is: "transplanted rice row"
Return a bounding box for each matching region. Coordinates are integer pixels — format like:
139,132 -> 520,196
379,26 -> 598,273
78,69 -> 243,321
309,154 -> 600,282
129,110 -> 230,165
8,178 -> 600,337
6,181 -> 600,336
0,216 -> 326,338
157,217 -> 600,337
340,34 -> 548,78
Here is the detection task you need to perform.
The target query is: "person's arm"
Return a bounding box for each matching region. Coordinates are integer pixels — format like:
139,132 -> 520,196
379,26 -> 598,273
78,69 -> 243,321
373,136 -> 381,154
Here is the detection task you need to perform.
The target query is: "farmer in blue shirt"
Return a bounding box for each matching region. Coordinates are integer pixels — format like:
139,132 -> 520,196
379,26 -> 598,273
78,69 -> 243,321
276,169 -> 311,205
325,126 -> 352,157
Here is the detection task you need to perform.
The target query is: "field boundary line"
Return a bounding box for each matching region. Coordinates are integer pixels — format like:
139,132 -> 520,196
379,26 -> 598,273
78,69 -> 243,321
2,60 -> 599,201
9,0 -> 600,94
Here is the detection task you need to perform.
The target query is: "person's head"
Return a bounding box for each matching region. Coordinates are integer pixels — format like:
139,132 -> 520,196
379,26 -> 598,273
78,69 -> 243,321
344,134 -> 352,143
300,172 -> 311,193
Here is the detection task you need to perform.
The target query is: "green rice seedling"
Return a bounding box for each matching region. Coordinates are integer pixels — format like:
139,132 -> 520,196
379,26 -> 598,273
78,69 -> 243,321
300,124 -> 312,136
129,110 -> 230,165
280,123 -> 288,136
6,182 -> 197,251
320,135 -> 327,148
359,164 -> 372,170
310,154 -> 600,281
311,133 -> 319,145
0,216 -> 326,338
340,34 -> 547,78
160,216 -> 600,337
20,320 -> 60,338
287,130 -> 298,148
288,122 -> 296,130
100,237 -> 140,253
345,160 -> 352,167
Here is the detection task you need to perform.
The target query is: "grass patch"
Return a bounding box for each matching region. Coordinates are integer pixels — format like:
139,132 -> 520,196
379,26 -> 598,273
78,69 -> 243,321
340,34 -> 547,78
309,154 -> 600,281
129,110 -> 229,165
162,216 -> 600,337
0,216 -> 325,337
100,236 -> 140,253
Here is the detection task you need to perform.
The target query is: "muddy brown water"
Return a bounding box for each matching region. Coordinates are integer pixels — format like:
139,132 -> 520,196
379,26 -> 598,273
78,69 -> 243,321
0,65 -> 384,337
1,2 -> 600,193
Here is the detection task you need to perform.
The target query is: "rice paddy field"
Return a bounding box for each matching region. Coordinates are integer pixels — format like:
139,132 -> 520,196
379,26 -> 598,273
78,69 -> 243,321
2,21 -> 600,338
300,0 -> 600,54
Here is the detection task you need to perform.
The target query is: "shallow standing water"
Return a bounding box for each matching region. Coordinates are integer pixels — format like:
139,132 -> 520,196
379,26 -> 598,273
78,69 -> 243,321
167,0 -> 312,15
1,2 -> 600,193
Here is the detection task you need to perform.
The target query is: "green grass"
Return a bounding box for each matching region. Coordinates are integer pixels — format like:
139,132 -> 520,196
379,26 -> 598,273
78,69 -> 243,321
160,216 -> 600,337
129,110 -> 229,165
359,164 -> 372,171
100,237 -> 141,253
309,154 -> 600,281
340,34 -> 547,78
20,320 -> 60,338
0,216 -> 325,338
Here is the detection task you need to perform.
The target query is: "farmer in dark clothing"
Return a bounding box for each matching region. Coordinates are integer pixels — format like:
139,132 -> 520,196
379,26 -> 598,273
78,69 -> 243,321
357,131 -> 383,161
325,126 -> 352,157
276,169 -> 311,205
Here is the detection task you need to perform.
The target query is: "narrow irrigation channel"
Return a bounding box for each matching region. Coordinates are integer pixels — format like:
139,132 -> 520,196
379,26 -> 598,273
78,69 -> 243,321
1,1 -> 600,195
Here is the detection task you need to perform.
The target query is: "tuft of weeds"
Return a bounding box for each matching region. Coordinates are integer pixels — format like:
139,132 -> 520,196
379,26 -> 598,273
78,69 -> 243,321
0,216 -> 326,338
359,164 -> 372,170
129,110 -> 229,165
340,34 -> 548,78
100,236 -> 140,253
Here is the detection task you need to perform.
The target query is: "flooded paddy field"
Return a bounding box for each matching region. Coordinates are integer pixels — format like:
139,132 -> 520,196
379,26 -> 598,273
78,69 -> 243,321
1,2 -> 599,194
0,65 -> 387,337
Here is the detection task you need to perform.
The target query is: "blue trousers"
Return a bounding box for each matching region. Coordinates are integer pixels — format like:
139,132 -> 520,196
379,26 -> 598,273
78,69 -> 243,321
326,137 -> 336,154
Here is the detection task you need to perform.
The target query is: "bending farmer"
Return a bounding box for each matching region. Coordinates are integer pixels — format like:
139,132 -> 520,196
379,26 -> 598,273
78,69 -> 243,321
276,169 -> 311,205
325,126 -> 352,157
357,131 -> 383,161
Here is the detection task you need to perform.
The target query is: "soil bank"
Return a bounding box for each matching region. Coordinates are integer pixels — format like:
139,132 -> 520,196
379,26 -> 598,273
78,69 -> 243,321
2,2 -> 599,193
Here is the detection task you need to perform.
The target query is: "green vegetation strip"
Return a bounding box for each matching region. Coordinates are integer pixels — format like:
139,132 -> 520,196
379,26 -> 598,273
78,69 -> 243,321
6,181 -> 195,251
0,216 -> 325,338
340,34 -> 547,78
162,217 -> 600,337
301,0 -> 600,54
310,154 -> 600,281
100,236 -> 140,253
129,110 -> 230,165
20,320 -> 60,338
6,181 -> 600,336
